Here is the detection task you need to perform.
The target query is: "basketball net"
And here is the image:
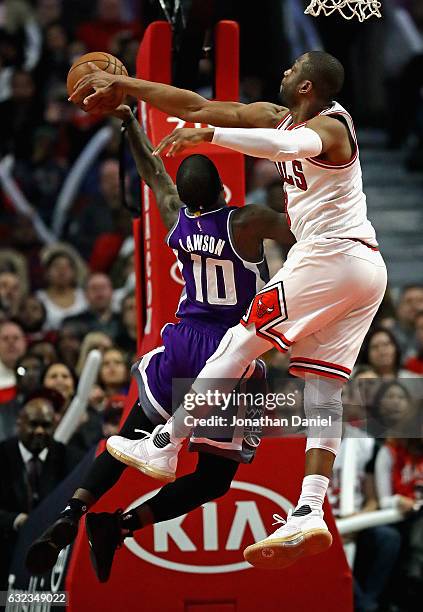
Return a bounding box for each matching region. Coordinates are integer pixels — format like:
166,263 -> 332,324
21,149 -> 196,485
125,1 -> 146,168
304,0 -> 382,22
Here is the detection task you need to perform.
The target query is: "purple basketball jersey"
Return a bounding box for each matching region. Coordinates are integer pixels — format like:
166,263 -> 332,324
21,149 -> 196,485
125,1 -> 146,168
167,206 -> 269,330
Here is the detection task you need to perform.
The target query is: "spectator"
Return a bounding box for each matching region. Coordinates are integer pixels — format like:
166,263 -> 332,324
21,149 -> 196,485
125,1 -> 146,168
369,381 -> 417,439
14,123 -> 68,226
36,0 -> 63,29
27,340 -> 58,369
404,310 -> 423,374
392,285 -> 423,355
67,158 -> 132,261
36,250 -> 87,330
0,250 -> 29,294
328,424 -> 401,612
115,290 -> 137,360
16,295 -> 47,340
15,354 -> 45,401
68,389 -> 124,453
245,159 -> 281,204
36,21 -> 70,90
56,326 -> 82,371
0,353 -> 44,443
75,331 -> 113,377
98,347 -> 129,397
76,0 -> 142,54
0,69 -> 43,161
342,366 -> 379,427
0,271 -> 25,319
0,320 -> 27,402
101,394 -> 124,438
0,393 -> 82,588
375,437 -> 423,609
63,273 -> 121,341
360,327 -> 418,379
42,362 -> 77,415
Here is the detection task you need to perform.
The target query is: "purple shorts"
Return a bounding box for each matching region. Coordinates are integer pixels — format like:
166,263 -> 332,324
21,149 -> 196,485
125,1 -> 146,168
131,319 -> 266,463
132,319 -> 225,423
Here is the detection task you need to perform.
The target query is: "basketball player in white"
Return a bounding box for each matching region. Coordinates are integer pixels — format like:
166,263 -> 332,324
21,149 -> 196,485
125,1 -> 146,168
71,51 -> 387,569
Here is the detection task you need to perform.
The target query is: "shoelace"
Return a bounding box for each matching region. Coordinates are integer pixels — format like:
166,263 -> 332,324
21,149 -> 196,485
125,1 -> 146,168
272,510 -> 293,526
133,429 -> 152,439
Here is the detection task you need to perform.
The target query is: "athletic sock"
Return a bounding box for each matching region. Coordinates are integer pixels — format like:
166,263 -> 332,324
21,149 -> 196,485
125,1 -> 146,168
60,498 -> 88,521
295,474 -> 329,513
158,415 -> 189,445
153,430 -> 171,448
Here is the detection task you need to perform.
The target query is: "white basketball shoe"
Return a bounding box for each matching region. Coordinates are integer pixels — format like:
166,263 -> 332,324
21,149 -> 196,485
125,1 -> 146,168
106,425 -> 181,483
244,505 -> 332,569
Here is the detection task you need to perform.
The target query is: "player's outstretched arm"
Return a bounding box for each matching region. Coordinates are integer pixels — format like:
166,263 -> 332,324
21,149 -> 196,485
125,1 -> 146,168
154,117 -> 352,164
115,106 -> 182,229
69,64 -> 285,128
155,126 -> 323,160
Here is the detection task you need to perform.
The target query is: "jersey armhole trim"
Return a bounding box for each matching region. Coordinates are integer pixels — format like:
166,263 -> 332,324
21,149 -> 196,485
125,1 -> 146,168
165,207 -> 183,246
307,111 -> 358,169
227,209 -> 265,265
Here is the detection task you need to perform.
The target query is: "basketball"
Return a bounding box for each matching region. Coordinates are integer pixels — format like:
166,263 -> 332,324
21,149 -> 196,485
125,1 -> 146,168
67,52 -> 128,113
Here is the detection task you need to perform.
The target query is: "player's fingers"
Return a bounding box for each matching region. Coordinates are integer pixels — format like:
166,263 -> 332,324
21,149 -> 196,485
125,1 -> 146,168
165,143 -> 177,157
68,75 -> 93,100
153,135 -> 173,156
167,140 -> 185,157
87,62 -> 102,72
83,90 -> 104,105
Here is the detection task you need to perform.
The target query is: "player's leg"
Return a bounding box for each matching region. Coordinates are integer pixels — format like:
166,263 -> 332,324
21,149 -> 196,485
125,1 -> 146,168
106,323 -> 273,478
85,451 -> 239,581
105,242 -> 357,479
244,374 -> 342,568
25,399 -> 155,574
244,249 -> 387,568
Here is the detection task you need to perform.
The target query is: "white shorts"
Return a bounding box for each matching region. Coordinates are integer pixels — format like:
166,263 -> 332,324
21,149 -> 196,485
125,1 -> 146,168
241,238 -> 387,382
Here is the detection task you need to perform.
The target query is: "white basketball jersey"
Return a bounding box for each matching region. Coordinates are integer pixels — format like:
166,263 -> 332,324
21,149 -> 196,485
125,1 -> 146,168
275,101 -> 378,247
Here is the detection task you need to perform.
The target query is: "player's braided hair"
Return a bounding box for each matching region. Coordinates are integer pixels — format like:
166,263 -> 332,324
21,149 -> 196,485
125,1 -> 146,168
176,154 -> 223,213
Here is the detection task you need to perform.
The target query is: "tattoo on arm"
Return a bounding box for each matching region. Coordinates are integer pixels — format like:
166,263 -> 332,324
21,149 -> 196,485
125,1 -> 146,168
125,115 -> 182,229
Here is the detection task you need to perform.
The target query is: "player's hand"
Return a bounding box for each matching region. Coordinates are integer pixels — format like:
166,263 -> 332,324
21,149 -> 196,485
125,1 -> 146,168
111,104 -> 133,121
68,63 -> 123,110
153,127 -> 215,157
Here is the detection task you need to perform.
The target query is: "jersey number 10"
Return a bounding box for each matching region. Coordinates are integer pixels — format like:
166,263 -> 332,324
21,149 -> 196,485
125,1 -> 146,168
191,254 -> 238,306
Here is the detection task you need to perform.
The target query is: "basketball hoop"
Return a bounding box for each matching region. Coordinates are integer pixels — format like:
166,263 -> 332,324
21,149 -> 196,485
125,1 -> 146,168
304,0 -> 382,22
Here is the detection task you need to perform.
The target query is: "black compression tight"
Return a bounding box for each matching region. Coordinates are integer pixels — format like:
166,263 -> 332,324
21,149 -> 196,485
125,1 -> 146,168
79,401 -> 239,522
142,451 -> 238,523
80,400 -> 155,499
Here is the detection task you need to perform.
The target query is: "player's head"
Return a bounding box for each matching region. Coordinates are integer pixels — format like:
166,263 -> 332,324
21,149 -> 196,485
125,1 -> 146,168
280,51 -> 344,107
176,154 -> 225,213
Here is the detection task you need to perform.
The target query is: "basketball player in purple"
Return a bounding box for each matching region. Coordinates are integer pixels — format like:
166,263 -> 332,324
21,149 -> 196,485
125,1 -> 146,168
26,105 -> 292,582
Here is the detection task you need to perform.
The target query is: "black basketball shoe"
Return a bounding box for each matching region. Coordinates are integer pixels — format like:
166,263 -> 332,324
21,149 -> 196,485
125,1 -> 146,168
26,516 -> 79,575
85,510 -> 129,583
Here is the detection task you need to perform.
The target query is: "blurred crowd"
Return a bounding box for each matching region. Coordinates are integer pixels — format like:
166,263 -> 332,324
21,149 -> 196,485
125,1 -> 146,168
0,0 -> 422,610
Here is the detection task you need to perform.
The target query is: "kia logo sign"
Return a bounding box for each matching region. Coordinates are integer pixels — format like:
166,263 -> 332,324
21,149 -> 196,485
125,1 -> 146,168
124,480 -> 293,574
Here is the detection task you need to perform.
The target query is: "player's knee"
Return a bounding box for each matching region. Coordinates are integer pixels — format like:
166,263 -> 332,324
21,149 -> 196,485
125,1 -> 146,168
202,476 -> 233,501
304,377 -> 344,456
